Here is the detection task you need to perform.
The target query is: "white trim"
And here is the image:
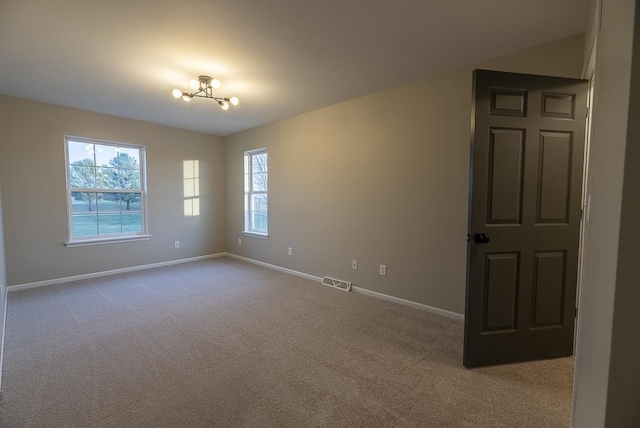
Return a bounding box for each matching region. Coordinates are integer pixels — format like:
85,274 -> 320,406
244,148 -> 268,236
9,252 -> 465,322
241,231 -> 269,239
351,286 -> 464,321
225,253 -> 464,321
225,253 -> 322,282
0,284 -> 7,392
64,135 -> 149,243
8,253 -> 226,292
65,234 -> 152,247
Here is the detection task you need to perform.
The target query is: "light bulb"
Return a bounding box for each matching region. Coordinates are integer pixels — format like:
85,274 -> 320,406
190,80 -> 199,90
212,79 -> 221,89
220,101 -> 229,110
230,96 -> 239,106
172,89 -> 182,99
182,95 -> 191,102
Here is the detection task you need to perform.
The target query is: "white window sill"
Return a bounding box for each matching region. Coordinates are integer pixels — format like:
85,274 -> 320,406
65,235 -> 152,247
242,231 -> 269,239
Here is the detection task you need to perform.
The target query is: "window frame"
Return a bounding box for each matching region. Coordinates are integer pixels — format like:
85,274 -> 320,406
243,148 -> 269,238
63,135 -> 151,247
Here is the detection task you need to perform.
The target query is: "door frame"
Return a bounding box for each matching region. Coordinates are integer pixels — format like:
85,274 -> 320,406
571,32 -> 598,424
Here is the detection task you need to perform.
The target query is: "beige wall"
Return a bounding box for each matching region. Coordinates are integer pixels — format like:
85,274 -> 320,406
225,34 -> 584,315
572,0 -> 639,426
0,178 -> 7,389
606,6 -> 640,419
0,96 -> 226,285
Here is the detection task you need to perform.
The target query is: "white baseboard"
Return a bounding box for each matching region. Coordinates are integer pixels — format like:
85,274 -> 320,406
351,286 -> 464,321
225,253 -> 464,321
225,253 -> 323,282
8,253 -> 226,292
8,252 -> 465,322
0,284 -> 7,392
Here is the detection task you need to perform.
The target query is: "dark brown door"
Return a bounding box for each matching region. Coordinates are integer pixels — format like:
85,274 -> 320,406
464,70 -> 587,368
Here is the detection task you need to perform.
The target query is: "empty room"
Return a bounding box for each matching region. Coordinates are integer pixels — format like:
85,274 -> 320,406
0,0 -> 638,427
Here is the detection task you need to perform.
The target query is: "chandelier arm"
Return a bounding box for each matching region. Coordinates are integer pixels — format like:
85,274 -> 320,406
174,75 -> 237,107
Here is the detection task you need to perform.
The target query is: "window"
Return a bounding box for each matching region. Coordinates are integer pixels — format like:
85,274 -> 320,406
244,148 -> 268,236
64,136 -> 149,246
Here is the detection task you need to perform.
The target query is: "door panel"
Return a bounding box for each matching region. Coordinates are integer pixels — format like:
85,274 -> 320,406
483,253 -> 520,331
537,132 -> 573,223
488,129 -> 525,224
531,251 -> 566,327
464,70 -> 587,368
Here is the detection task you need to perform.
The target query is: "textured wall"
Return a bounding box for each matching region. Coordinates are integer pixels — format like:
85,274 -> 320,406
0,96 -> 226,285
225,34 -> 585,315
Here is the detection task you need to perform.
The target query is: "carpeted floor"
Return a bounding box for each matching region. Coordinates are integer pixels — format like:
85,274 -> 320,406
0,257 -> 573,427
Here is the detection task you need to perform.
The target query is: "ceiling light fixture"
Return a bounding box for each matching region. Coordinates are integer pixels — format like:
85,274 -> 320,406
172,75 -> 239,110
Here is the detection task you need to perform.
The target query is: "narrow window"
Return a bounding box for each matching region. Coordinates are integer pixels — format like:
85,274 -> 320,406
65,136 -> 149,246
244,148 -> 268,236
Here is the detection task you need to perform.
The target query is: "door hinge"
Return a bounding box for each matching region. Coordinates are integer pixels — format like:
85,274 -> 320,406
586,106 -> 589,118
575,306 -> 578,317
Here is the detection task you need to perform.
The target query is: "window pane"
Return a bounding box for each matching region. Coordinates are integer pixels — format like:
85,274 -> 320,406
120,169 -> 141,189
98,167 -> 140,190
94,144 -> 119,167
251,193 -> 268,213
252,172 -> 268,191
252,152 -> 267,173
121,193 -> 141,211
72,214 -> 98,237
71,192 -> 97,212
98,213 -> 122,235
69,165 -> 96,188
97,193 -> 120,212
118,147 -> 140,165
116,152 -> 140,171
122,212 -> 142,233
98,167 -> 118,189
251,212 -> 268,232
68,141 -> 95,165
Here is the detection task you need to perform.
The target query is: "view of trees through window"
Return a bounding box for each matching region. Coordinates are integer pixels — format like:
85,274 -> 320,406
67,139 -> 144,238
244,149 -> 268,234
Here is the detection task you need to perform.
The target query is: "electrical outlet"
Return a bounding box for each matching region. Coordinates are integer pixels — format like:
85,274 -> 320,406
174,241 -> 180,249
379,264 -> 386,276
238,238 -> 242,245
288,247 -> 293,256
352,259 -> 358,269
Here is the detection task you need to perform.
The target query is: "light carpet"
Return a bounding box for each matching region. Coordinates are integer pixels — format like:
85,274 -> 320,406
0,257 -> 573,427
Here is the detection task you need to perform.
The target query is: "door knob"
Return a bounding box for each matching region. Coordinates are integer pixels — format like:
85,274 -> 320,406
474,233 -> 490,244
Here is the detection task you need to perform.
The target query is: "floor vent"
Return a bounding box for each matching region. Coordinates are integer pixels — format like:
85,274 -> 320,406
321,276 -> 352,292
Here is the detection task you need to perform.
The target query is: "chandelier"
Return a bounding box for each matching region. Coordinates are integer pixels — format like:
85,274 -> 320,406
172,75 -> 239,110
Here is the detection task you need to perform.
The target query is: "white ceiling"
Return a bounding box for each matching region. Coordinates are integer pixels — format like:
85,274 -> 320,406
0,0 -> 589,136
